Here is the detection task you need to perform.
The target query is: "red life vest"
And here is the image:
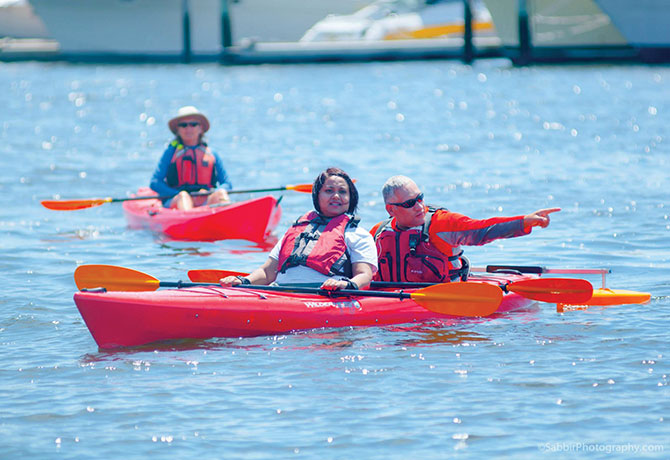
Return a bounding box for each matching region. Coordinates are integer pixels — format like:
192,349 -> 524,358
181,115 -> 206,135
373,208 -> 468,283
277,211 -> 360,277
166,141 -> 216,191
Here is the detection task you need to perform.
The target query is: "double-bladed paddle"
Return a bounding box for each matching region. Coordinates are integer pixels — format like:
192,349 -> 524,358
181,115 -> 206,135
371,278 -> 593,304
74,264 -> 503,317
41,183 -> 313,211
186,269 -> 594,304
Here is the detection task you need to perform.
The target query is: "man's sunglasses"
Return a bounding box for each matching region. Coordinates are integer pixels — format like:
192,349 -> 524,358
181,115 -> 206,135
389,193 -> 424,208
177,121 -> 200,128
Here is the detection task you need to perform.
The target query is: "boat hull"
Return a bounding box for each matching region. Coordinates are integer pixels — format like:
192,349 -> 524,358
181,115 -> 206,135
122,188 -> 281,242
482,0 -> 626,46
29,0 -> 366,58
73,273 -> 535,348
594,0 -> 670,60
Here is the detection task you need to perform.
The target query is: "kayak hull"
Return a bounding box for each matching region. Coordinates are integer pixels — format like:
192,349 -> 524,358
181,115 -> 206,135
73,273 -> 535,349
122,188 -> 281,242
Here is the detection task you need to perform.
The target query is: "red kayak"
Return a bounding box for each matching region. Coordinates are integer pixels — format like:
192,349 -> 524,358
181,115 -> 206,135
73,272 -> 536,349
122,187 -> 281,242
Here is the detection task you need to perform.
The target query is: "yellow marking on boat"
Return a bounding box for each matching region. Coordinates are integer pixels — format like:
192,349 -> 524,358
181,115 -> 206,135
384,22 -> 495,40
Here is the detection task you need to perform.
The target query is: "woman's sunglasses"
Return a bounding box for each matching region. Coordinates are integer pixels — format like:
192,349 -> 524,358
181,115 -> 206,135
389,193 -> 424,208
177,121 -> 200,128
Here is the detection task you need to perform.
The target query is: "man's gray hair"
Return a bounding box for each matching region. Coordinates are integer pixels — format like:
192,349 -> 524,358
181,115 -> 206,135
381,175 -> 416,203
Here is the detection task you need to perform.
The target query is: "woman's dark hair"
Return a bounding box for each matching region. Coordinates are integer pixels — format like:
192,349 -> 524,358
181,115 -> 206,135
312,167 -> 358,215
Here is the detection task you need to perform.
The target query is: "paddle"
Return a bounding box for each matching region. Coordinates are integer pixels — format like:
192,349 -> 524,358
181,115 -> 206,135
186,269 -> 593,304
41,183 -> 313,211
499,278 -> 592,303
75,265 -> 503,317
472,265 -> 650,306
188,269 -> 247,282
473,265 -> 610,288
188,269 -> 249,281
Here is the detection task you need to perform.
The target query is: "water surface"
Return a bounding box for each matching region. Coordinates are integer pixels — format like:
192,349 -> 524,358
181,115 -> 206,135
1,60 -> 668,458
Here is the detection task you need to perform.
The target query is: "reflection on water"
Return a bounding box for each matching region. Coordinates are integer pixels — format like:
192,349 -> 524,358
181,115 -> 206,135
156,242 -> 215,257
156,234 -> 279,258
4,61 -> 669,459
400,327 -> 490,346
42,227 -> 103,241
79,337 -> 249,363
79,330 -> 359,361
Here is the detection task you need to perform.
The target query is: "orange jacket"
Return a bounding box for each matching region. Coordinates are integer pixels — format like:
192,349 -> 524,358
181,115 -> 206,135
370,207 -> 529,282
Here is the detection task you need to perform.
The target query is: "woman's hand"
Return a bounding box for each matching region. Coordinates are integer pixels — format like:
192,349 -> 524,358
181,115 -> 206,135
220,276 -> 242,286
320,278 -> 350,291
219,258 -> 278,287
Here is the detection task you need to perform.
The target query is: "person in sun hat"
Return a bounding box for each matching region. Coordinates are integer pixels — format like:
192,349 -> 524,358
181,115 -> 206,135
220,167 -> 377,291
150,105 -> 231,210
370,175 -> 560,283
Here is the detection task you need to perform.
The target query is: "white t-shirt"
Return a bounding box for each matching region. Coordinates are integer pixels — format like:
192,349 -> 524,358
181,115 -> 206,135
268,226 -> 378,285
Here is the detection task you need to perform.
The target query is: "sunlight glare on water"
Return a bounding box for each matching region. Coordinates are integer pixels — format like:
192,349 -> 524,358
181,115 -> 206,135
1,60 -> 668,459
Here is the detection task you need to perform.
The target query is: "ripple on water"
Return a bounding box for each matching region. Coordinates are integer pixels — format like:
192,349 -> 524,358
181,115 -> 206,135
1,61 -> 669,458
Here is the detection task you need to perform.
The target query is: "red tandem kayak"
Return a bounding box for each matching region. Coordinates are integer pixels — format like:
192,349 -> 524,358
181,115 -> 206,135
73,272 -> 536,349
122,187 -> 281,242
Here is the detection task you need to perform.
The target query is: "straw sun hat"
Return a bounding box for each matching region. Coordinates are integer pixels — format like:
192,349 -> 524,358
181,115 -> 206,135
168,106 -> 210,134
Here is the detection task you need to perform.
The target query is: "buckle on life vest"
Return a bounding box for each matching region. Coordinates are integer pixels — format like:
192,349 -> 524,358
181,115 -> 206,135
408,233 -> 419,255
453,256 -> 470,281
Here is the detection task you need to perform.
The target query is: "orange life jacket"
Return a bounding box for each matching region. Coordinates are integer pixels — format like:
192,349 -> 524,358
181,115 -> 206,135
373,208 -> 468,283
166,141 -> 216,191
277,211 -> 360,278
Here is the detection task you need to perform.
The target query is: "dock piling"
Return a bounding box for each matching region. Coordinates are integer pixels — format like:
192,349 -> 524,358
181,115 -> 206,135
463,0 -> 473,64
182,0 -> 192,63
517,0 -> 532,65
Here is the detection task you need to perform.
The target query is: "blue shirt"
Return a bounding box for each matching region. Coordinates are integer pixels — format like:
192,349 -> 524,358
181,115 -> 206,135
150,141 -> 232,197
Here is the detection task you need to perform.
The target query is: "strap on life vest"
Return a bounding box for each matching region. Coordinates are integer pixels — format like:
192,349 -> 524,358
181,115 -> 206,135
167,140 -> 216,191
374,207 -> 468,282
278,211 -> 360,278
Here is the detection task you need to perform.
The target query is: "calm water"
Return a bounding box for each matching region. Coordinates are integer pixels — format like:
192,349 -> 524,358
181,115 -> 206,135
1,60 -> 669,458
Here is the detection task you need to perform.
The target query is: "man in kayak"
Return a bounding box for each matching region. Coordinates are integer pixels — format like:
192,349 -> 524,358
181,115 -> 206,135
220,167 -> 378,291
150,106 -> 231,210
370,175 -> 560,283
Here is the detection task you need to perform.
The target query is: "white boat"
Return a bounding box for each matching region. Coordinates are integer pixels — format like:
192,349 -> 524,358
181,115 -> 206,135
594,0 -> 670,47
27,0 -> 368,59
0,0 -> 49,39
481,0 -> 627,47
300,0 -> 496,42
29,0 -> 221,58
230,0 -> 368,43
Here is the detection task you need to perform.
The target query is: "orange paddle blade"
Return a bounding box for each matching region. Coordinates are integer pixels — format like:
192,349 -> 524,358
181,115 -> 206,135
507,278 -> 593,303
285,183 -> 313,193
41,197 -> 112,211
187,269 -> 248,282
284,180 -> 357,194
566,288 -> 650,306
410,282 -> 503,317
74,264 -> 160,292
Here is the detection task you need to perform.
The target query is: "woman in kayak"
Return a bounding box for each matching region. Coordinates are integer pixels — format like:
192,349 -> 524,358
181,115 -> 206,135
220,167 -> 378,291
150,106 -> 232,210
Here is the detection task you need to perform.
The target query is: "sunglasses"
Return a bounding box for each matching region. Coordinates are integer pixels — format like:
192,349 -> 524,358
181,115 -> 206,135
389,193 -> 424,208
177,121 -> 200,128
